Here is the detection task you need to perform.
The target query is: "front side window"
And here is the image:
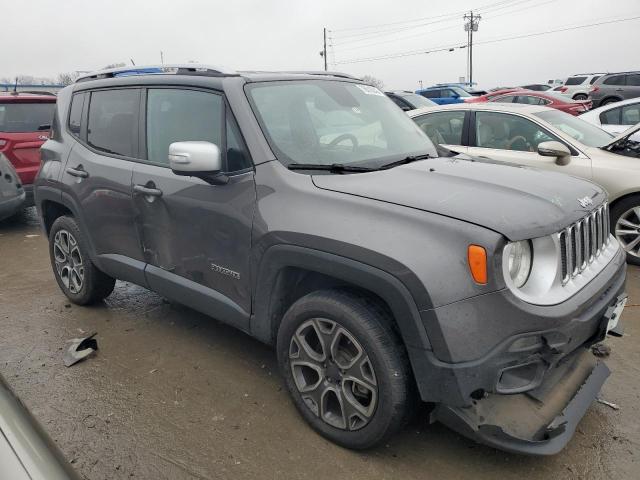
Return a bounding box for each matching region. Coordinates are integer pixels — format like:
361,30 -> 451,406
622,104 -> 640,125
247,80 -> 436,167
413,111 -> 466,146
626,74 -> 640,87
146,88 -> 222,166
0,102 -> 55,133
534,109 -> 613,148
514,96 -> 542,105
475,111 -> 556,152
604,75 -> 625,86
87,89 -> 139,157
420,90 -> 439,99
600,107 -> 622,125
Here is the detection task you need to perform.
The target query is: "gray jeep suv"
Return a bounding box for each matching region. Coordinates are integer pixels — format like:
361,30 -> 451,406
35,65 -> 627,455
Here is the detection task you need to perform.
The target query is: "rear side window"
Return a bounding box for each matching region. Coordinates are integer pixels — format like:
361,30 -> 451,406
0,102 -> 55,133
68,93 -> 85,137
565,76 -> 586,86
622,104 -> 640,124
413,111 -> 466,146
87,89 -> 139,157
604,75 -> 625,86
489,95 -> 516,103
600,107 -> 621,125
146,88 -> 222,166
514,96 -> 543,105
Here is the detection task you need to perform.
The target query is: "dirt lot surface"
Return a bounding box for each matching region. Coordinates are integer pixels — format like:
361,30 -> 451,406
1,208 -> 639,480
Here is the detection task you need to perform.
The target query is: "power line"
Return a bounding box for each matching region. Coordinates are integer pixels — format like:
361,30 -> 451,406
333,14 -> 640,65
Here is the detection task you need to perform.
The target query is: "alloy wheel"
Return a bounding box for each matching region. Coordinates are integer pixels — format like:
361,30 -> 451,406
615,206 -> 640,259
53,230 -> 85,293
289,318 -> 378,431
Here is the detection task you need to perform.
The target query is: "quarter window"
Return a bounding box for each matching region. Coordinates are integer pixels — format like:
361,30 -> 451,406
146,88 -> 222,166
475,112 -> 556,152
413,111 -> 466,146
68,93 -> 85,136
87,89 -> 139,157
626,74 -> 640,87
225,108 -> 252,171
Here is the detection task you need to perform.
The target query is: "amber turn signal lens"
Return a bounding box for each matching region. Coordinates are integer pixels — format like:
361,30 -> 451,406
468,245 -> 487,285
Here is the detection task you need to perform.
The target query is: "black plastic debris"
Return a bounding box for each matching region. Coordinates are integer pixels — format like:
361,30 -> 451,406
63,332 -> 98,367
591,343 -> 611,358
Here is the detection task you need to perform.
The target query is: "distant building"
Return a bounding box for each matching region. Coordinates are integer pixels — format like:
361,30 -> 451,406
0,83 -> 64,94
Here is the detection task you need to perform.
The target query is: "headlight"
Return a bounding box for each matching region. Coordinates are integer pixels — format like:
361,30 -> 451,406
506,240 -> 532,288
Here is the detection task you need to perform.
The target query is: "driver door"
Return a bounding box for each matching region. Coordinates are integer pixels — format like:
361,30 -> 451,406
466,111 -> 591,179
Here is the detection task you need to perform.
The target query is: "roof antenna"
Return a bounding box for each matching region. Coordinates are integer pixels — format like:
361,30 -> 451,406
130,58 -> 136,66
13,76 -> 18,93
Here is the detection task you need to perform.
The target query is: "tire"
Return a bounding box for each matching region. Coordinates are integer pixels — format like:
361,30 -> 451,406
573,93 -> 588,101
610,195 -> 640,265
277,289 -> 416,449
48,215 -> 116,304
601,97 -> 621,106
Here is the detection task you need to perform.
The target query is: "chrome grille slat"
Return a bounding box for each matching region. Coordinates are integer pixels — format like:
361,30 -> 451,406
560,203 -> 609,285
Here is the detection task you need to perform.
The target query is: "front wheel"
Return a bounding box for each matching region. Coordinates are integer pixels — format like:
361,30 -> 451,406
277,289 -> 415,449
611,196 -> 640,265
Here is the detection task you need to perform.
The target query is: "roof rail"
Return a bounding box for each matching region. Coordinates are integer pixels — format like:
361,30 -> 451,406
76,64 -> 237,83
240,70 -> 362,81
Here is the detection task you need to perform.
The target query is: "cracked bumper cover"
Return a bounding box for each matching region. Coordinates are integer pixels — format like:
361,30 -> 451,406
431,349 -> 609,455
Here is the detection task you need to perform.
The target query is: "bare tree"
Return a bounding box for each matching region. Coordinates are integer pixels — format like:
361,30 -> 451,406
361,75 -> 385,90
103,62 -> 127,69
57,72 -> 80,86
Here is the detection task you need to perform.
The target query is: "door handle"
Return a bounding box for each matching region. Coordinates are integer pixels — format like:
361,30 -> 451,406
66,166 -> 89,178
133,184 -> 163,197
615,88 -> 624,92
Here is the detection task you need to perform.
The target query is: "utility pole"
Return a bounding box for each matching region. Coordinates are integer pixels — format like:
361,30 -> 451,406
160,51 -> 164,65
322,28 -> 328,71
418,80 -> 423,90
463,11 -> 481,86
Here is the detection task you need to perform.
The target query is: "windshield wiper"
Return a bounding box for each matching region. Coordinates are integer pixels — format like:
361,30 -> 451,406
377,153 -> 433,170
287,163 -> 375,173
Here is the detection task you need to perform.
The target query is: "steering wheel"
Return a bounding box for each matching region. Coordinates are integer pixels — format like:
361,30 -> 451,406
328,133 -> 359,152
507,135 -> 531,151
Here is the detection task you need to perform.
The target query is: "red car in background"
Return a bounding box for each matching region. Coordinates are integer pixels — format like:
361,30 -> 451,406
466,89 -> 592,116
0,93 -> 56,206
464,88 -> 521,103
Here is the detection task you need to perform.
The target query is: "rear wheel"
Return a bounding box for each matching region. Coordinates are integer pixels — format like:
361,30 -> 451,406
611,196 -> 640,265
601,97 -> 620,106
573,93 -> 588,101
277,289 -> 415,449
49,215 -> 116,304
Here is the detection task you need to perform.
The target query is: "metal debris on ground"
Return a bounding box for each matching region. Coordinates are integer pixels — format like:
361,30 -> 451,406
596,398 -> 620,410
591,343 -> 611,357
63,332 -> 98,367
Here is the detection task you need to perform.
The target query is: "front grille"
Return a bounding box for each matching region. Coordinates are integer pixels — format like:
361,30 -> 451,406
559,203 -> 610,285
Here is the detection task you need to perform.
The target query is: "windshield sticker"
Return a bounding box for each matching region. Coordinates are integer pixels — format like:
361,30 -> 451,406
356,84 -> 385,96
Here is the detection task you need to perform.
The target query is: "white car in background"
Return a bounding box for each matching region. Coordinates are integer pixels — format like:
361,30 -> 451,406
553,73 -> 605,101
580,97 -> 640,138
408,103 -> 640,263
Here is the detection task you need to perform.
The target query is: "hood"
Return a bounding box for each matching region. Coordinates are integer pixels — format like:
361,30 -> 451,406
605,123 -> 640,147
311,156 -> 606,241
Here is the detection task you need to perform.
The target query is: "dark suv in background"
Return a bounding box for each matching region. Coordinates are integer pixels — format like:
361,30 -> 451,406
0,93 -> 56,205
590,71 -> 640,107
35,65 -> 626,455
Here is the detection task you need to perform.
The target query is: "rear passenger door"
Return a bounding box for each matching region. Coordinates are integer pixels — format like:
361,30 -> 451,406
132,87 -> 255,328
60,88 -> 147,285
623,74 -> 640,100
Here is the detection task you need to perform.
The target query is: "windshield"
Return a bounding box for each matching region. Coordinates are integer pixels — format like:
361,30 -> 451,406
450,87 -> 472,98
0,102 -> 55,133
399,93 -> 436,108
247,80 -> 437,167
534,109 -> 614,147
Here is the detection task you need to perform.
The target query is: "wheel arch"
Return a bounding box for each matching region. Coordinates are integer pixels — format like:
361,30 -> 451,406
251,244 -> 432,353
609,190 -> 640,214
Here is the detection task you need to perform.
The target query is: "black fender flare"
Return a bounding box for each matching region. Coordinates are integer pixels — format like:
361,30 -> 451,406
250,244 -> 432,352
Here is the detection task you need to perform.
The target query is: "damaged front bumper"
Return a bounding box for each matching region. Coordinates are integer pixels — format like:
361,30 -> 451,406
431,349 -> 609,455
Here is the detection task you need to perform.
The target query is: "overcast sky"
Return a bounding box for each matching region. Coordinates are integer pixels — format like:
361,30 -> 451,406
1,0 -> 638,90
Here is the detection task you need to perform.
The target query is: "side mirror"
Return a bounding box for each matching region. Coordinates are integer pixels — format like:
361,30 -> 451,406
169,141 -> 222,175
537,140 -> 571,165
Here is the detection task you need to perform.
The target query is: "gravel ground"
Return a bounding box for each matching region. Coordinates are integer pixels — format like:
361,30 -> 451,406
1,208 -> 638,480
